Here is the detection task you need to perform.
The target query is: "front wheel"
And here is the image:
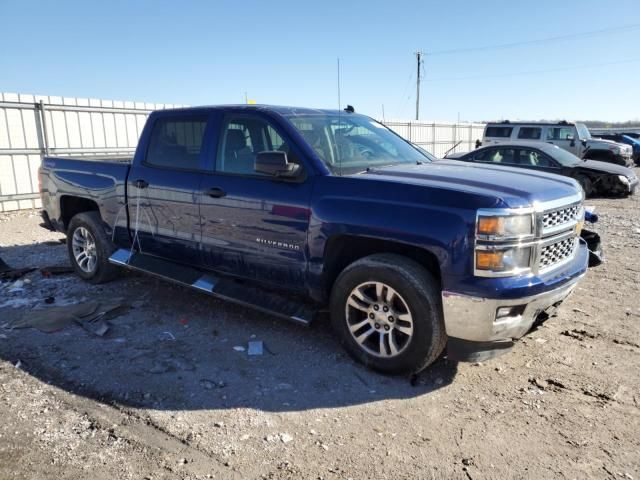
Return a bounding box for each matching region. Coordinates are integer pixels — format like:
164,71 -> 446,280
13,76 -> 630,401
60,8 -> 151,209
67,211 -> 119,284
576,174 -> 593,197
330,254 -> 446,374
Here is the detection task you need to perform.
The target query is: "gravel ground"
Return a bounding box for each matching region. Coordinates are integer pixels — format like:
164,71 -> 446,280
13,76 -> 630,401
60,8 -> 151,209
1,181 -> 639,479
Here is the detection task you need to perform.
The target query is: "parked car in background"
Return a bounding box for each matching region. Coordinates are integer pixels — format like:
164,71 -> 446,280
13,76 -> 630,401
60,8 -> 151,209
592,133 -> 640,165
481,121 -> 634,167
446,141 -> 638,197
39,105 -> 590,374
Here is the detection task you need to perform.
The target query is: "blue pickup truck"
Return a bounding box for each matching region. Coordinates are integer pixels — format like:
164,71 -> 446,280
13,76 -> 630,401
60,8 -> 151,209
39,105 -> 589,374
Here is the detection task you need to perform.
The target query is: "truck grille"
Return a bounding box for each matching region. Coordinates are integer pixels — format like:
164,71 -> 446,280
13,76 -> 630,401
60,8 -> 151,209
539,237 -> 576,271
542,204 -> 580,231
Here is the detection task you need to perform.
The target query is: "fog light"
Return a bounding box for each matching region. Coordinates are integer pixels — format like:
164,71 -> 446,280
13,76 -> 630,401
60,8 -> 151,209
495,305 -> 526,321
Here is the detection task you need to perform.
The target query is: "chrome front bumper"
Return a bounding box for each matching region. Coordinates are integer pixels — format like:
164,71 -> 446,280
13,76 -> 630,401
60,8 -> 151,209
441,273 -> 584,343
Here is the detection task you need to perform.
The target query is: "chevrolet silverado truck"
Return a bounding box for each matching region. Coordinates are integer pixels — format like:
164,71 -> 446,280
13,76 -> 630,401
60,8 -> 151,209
39,105 -> 589,374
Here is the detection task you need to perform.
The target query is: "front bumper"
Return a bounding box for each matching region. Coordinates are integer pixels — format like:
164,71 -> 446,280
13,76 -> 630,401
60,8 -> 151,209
443,241 -> 588,361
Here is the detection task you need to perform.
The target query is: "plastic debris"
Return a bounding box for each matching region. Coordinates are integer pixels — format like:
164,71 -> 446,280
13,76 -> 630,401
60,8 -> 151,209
160,331 -> 176,341
233,346 -> 245,352
7,301 -> 128,335
248,341 -> 264,356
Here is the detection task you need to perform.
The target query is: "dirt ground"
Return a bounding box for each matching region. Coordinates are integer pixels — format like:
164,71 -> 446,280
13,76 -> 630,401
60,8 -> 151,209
1,182 -> 639,480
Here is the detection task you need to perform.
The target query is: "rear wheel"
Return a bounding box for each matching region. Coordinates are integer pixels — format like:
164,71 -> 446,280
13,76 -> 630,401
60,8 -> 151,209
67,211 -> 119,284
330,254 -> 446,374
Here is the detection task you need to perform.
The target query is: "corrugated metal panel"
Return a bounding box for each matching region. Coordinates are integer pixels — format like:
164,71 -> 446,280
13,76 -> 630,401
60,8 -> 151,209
0,92 -> 170,211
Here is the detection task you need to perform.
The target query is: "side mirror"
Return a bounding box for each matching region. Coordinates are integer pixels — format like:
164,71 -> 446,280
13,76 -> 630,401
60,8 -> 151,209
566,134 -> 575,147
255,151 -> 300,177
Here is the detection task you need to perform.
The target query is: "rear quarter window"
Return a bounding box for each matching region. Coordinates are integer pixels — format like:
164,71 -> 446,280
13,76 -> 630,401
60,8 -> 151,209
485,126 -> 513,138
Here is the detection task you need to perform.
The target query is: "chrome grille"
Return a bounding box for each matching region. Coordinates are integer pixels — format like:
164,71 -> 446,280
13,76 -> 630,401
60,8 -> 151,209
542,204 -> 580,231
539,237 -> 576,270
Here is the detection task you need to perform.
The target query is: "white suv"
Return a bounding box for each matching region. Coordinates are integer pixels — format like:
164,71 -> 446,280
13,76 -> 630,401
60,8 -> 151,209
481,121 -> 634,167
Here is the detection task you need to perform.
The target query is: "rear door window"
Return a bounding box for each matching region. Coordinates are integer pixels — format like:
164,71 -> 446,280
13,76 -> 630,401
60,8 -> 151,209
146,115 -> 208,170
517,127 -> 542,140
485,126 -> 513,138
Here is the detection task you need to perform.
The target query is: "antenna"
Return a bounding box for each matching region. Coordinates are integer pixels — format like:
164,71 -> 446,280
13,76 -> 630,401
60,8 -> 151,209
382,104 -> 386,122
337,57 -> 342,176
337,58 -> 341,111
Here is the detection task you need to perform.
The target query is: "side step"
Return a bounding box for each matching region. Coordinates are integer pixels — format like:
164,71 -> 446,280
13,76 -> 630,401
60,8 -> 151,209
109,249 -> 314,326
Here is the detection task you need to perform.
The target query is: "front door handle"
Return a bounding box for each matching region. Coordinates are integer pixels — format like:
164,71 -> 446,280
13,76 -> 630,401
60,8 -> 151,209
206,187 -> 226,198
134,179 -> 149,189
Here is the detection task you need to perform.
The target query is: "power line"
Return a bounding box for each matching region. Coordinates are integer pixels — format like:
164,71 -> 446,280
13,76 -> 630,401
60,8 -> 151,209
415,51 -> 423,120
427,24 -> 640,56
424,57 -> 640,83
397,69 -> 414,118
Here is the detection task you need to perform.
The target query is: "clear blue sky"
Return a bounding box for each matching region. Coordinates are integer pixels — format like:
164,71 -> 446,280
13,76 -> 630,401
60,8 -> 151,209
2,0 -> 639,122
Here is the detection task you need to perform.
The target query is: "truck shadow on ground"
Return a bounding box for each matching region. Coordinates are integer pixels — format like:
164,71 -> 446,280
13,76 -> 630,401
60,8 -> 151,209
0,241 -> 458,413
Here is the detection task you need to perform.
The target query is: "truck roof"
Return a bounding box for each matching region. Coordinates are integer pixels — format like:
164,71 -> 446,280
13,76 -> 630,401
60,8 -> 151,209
156,104 -> 354,116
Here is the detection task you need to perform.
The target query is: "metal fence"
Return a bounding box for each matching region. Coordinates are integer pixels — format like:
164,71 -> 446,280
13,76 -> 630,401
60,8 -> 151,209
589,127 -> 640,135
0,93 -> 188,212
381,120 -> 486,157
0,91 -> 483,212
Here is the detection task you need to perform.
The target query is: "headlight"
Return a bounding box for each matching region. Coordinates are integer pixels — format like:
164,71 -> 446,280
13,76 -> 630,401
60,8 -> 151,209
618,175 -> 630,185
476,246 -> 533,273
477,213 -> 533,240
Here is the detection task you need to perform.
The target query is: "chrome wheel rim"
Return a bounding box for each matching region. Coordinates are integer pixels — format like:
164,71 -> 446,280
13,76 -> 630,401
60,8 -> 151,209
345,281 -> 414,358
71,227 -> 97,273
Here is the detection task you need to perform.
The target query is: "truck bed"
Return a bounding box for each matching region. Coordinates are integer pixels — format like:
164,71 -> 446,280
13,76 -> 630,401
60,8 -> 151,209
39,155 -> 131,233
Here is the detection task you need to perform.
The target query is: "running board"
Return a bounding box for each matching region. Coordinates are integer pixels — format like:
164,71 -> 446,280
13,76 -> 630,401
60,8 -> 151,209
109,249 -> 313,326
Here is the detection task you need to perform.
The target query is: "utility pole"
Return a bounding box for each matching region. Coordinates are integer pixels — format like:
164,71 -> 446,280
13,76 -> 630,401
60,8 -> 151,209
415,51 -> 423,121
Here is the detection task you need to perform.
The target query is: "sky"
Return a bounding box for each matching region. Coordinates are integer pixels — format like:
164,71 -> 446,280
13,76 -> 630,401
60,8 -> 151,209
1,0 -> 639,122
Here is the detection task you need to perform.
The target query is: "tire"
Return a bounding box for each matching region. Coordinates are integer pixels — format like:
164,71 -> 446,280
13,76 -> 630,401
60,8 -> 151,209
575,174 -> 593,197
67,211 -> 119,284
330,253 -> 446,375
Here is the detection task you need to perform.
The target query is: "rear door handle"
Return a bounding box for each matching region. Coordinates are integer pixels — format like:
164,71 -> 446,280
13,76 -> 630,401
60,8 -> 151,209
205,187 -> 226,198
134,179 -> 149,189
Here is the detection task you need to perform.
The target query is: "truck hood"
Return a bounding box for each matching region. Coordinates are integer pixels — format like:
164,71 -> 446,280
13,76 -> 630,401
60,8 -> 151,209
363,160 -> 580,209
588,138 -> 632,153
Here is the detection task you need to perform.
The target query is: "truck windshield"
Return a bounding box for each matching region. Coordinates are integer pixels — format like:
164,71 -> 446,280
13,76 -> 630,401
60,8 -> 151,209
285,113 -> 431,174
576,123 -> 591,140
